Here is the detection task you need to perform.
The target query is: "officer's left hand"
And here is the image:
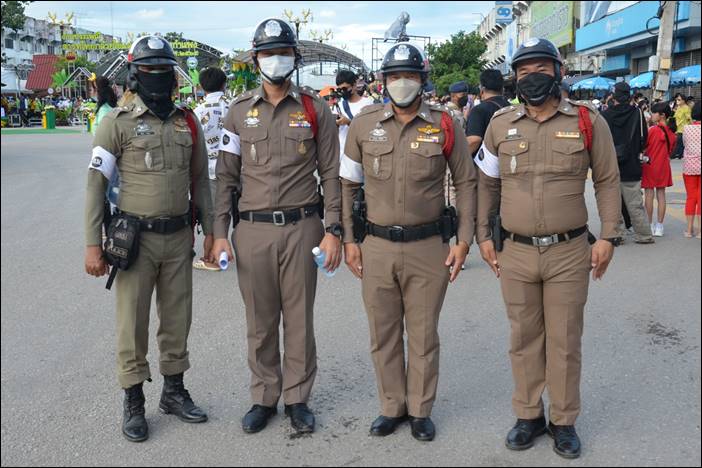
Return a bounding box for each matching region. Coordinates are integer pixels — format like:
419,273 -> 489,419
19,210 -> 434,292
591,239 -> 614,280
445,241 -> 470,283
203,234 -> 214,263
336,116 -> 351,127
319,233 -> 342,272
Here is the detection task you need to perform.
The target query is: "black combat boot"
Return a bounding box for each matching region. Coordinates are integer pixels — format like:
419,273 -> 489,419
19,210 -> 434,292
505,416 -> 547,450
122,383 -> 148,442
159,373 -> 208,423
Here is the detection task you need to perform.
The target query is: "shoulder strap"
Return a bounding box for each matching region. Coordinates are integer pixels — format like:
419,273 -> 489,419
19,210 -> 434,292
301,94 -> 318,141
342,99 -> 354,120
440,111 -> 455,160
578,106 -> 593,152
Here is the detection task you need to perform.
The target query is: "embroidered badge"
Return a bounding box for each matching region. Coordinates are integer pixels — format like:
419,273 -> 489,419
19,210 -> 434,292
369,122 -> 388,141
91,156 -> 103,167
244,108 -> 260,127
134,120 -> 154,136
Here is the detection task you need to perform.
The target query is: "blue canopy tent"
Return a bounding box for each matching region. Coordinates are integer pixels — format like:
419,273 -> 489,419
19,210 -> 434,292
629,71 -> 655,89
571,76 -> 616,91
670,65 -> 701,86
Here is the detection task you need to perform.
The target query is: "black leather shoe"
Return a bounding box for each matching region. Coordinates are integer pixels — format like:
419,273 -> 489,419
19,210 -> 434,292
369,414 -> 407,436
122,383 -> 148,442
242,405 -> 276,434
409,416 -> 435,441
548,422 -> 581,459
505,416 -> 547,450
159,373 -> 208,423
284,403 -> 315,433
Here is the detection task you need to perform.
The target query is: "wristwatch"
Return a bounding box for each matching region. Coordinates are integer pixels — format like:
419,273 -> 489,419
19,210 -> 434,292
325,223 -> 344,238
602,237 -> 622,246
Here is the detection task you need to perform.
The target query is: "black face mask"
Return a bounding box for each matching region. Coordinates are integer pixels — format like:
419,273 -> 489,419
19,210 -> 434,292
458,95 -> 468,108
516,72 -> 559,106
136,70 -> 175,121
339,87 -> 354,100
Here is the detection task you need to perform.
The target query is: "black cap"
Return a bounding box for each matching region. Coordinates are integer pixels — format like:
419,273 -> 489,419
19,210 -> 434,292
380,43 -> 427,75
449,81 -> 468,94
127,36 -> 177,66
252,18 -> 298,52
511,38 -> 562,70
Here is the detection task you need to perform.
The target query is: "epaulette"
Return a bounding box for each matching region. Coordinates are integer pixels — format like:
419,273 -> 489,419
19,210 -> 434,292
355,103 -> 385,117
569,99 -> 599,113
493,105 -> 517,118
107,104 -> 131,119
232,89 -> 255,105
299,86 -> 322,100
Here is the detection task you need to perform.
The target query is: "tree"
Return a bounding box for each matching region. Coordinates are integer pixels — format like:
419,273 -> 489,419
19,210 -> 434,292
54,55 -> 96,74
425,31 -> 486,96
1,1 -> 33,32
164,32 -> 185,43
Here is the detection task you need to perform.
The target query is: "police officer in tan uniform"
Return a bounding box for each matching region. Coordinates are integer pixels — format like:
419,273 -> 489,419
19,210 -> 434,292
341,43 -> 477,442
84,36 -> 212,442
476,38 -> 621,458
211,18 -> 341,435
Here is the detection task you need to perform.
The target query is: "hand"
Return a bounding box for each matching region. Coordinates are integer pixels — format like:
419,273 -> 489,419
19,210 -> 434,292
590,239 -> 614,280
478,239 -> 500,278
85,245 -> 109,277
318,233 -> 342,272
203,234 -> 215,263
344,242 -> 363,279
445,241 -> 469,283
211,238 -> 234,266
336,116 -> 351,127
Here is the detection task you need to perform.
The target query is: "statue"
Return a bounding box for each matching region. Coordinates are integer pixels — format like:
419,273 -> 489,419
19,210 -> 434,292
384,12 -> 410,42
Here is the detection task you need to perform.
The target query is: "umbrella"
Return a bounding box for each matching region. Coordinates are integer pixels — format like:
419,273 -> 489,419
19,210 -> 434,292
671,65 -> 701,86
563,74 -> 595,87
629,71 -> 655,89
571,76 -> 615,91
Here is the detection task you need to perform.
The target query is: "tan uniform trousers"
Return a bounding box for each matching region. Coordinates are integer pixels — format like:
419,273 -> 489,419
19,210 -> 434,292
360,234 -> 450,418
233,214 -> 324,407
497,233 -> 591,425
115,228 -> 193,389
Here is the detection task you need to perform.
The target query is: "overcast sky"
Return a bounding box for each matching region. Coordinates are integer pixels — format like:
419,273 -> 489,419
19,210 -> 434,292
26,1 -> 494,67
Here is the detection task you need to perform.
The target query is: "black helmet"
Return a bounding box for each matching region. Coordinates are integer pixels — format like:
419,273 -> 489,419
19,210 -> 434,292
127,36 -> 177,92
380,43 -> 427,76
127,35 -> 178,66
511,38 -> 562,70
252,18 -> 298,52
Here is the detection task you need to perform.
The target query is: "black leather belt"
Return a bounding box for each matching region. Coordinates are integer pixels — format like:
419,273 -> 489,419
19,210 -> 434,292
139,213 -> 191,234
505,226 -> 587,247
240,204 -> 319,226
367,220 -> 442,242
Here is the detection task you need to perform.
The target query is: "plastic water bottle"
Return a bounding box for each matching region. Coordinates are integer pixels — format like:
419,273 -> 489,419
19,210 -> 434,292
312,247 -> 336,277
218,251 -> 229,271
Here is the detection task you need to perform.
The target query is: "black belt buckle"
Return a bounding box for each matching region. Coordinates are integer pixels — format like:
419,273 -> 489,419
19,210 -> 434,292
389,225 -> 404,242
272,211 -> 286,226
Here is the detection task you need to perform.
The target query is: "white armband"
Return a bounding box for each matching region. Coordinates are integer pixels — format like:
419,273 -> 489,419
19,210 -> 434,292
474,142 -> 500,179
88,146 -> 117,180
219,128 -> 241,155
339,155 -> 364,183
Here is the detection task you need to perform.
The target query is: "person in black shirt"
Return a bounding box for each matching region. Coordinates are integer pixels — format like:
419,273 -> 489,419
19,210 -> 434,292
465,69 -> 511,157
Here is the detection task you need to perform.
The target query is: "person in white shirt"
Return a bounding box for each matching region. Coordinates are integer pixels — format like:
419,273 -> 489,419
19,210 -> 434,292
192,67 -> 230,271
335,70 -> 375,173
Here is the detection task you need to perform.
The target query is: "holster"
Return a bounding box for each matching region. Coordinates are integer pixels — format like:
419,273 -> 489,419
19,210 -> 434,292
351,188 -> 367,243
440,205 -> 458,243
103,213 -> 141,290
490,214 -> 505,252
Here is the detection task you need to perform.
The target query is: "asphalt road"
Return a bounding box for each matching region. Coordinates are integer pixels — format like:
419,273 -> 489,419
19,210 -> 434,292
1,130 -> 700,467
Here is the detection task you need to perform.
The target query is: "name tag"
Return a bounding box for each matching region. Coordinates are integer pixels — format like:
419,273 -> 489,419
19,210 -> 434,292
555,131 -> 580,139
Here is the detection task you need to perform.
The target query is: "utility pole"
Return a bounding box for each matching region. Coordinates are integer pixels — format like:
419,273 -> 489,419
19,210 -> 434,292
652,1 -> 676,101
283,9 -> 312,86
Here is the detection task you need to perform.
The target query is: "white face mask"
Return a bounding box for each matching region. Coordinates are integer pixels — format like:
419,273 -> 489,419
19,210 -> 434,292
257,55 -> 295,84
386,78 -> 422,108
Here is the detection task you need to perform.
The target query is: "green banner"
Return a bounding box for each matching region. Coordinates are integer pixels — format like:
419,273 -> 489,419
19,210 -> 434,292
530,1 -> 574,48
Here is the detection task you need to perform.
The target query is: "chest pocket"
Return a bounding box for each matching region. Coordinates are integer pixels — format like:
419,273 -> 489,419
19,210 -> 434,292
408,143 -> 445,182
173,131 -> 193,169
240,128 -> 269,166
498,139 -> 529,177
362,141 -> 394,180
125,136 -> 164,172
283,127 -> 316,167
551,139 -> 588,175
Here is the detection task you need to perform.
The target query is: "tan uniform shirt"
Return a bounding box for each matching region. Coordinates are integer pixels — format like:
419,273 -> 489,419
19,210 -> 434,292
475,99 -> 621,242
340,102 -> 477,244
213,84 -> 340,239
85,94 -> 213,246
